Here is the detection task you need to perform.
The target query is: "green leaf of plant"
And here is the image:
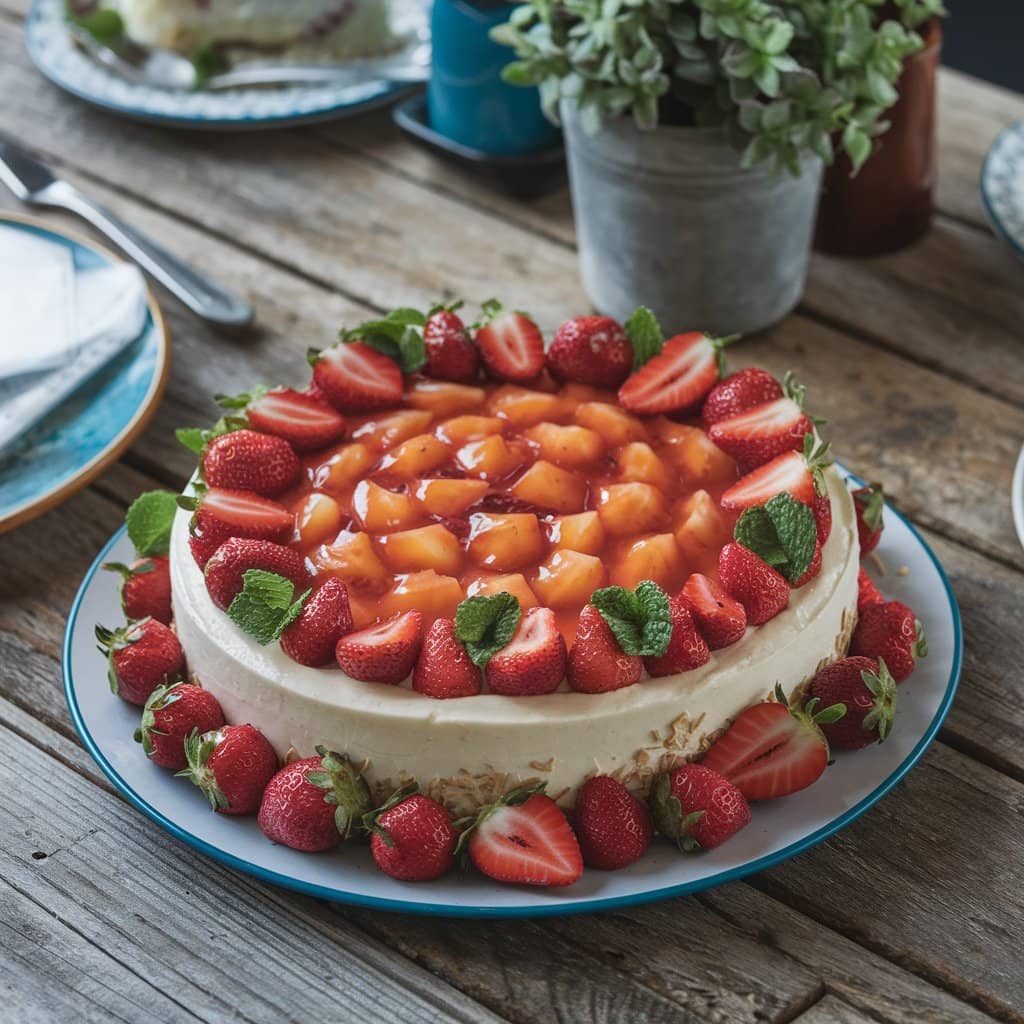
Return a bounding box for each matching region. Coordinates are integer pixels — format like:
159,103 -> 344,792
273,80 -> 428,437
734,505 -> 788,567
175,427 -> 207,455
591,581 -> 671,657
227,570 -> 310,645
624,306 -> 664,369
125,491 -> 179,557
454,593 -> 522,668
67,5 -> 125,47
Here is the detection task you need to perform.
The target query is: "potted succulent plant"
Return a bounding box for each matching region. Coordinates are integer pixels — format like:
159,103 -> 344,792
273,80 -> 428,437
493,1 -> 928,333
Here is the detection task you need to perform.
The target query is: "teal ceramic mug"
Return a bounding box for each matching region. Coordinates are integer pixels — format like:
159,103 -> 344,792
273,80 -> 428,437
427,0 -> 560,156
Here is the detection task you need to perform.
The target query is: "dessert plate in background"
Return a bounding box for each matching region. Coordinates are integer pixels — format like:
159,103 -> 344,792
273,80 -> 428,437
0,212 -> 167,534
63,478 -> 962,918
25,0 -> 429,130
981,120 -> 1024,261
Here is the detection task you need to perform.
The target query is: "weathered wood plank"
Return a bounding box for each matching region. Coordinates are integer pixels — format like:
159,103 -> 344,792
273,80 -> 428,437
791,995 -> 874,1024
0,720 -> 511,1024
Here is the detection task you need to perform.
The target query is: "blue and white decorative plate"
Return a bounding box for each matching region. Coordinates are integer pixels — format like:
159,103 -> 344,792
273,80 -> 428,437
981,120 -> 1024,260
63,480 -> 962,918
0,213 -> 168,534
25,0 -> 428,130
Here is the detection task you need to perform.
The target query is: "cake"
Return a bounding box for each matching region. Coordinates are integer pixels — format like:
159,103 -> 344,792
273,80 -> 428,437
113,0 -> 399,59
163,304 -> 860,816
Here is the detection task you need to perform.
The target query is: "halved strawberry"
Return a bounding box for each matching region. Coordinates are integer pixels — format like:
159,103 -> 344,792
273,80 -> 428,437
708,375 -> 813,468
412,617 -> 482,698
853,482 -> 885,555
336,610 -> 424,684
202,429 -> 300,497
618,332 -> 736,415
486,606 -> 567,696
700,685 -> 845,801
720,434 -> 831,511
701,367 -> 783,427
183,487 -> 295,551
643,596 -> 710,677
219,387 -> 346,453
310,341 -> 404,412
718,542 -> 790,626
462,786 -> 583,887
474,301 -> 545,382
680,573 -> 747,649
423,305 -> 480,383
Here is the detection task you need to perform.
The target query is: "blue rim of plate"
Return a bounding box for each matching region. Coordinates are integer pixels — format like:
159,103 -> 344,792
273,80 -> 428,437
25,0 -> 421,130
980,120 -> 1024,259
63,498 -> 963,919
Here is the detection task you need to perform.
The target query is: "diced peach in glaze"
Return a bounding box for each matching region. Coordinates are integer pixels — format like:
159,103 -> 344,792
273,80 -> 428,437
405,379 -> 486,418
378,524 -> 464,575
413,478 -> 489,517
312,531 -> 390,592
435,415 -> 505,446
523,423 -> 605,469
510,460 -> 587,514
597,482 -> 668,536
467,513 -> 544,571
311,443 -> 374,493
352,480 -> 421,532
350,409 -> 433,451
658,422 -> 736,485
674,490 -> 733,561
487,386 -> 572,428
532,550 -> 606,608
560,382 -> 615,405
464,573 -> 538,609
377,433 -> 452,478
293,493 -> 343,547
615,442 -> 671,490
455,435 -> 526,481
575,402 -> 648,447
379,571 -> 464,623
549,511 -> 605,555
611,533 -> 683,590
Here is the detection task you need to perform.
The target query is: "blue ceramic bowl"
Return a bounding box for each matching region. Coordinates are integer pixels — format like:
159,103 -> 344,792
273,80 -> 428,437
427,0 -> 560,157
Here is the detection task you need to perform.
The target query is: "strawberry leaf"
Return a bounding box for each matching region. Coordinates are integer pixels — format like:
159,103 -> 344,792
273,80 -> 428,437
125,490 -> 179,556
734,491 -> 816,583
227,570 -> 310,646
454,592 -> 522,668
591,580 -> 671,657
624,306 -> 664,370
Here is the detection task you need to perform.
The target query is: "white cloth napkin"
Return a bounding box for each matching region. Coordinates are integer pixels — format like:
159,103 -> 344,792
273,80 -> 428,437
0,224 -> 148,454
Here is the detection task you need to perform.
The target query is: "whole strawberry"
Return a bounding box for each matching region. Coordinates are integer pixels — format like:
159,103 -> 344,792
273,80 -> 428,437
280,578 -> 353,667
103,556 -> 172,624
857,568 -> 886,614
413,617 -> 482,698
179,723 -> 279,815
204,538 -> 309,611
852,482 -> 885,556
567,604 -> 643,693
575,776 -> 652,870
718,542 -> 790,625
680,573 -> 747,650
649,763 -> 751,851
366,785 -> 458,881
96,618 -> 184,706
201,429 -> 300,497
486,606 -> 567,696
643,596 -> 710,677
850,600 -> 926,682
546,316 -> 633,389
701,367 -> 783,427
423,306 -> 480,383
258,747 -> 371,852
809,657 -> 897,750
135,681 -> 225,770
812,490 -> 832,544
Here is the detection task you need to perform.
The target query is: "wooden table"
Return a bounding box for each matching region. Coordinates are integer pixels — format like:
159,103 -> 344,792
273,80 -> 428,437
1,6 -> 1022,1017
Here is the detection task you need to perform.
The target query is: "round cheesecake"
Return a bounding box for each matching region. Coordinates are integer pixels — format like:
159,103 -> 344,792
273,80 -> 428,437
171,466 -> 858,817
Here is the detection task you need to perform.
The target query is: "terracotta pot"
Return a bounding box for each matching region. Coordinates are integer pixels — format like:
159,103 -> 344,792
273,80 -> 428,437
815,18 -> 942,258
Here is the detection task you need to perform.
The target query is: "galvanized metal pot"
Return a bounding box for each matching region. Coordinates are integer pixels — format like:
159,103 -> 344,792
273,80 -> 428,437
562,105 -> 823,335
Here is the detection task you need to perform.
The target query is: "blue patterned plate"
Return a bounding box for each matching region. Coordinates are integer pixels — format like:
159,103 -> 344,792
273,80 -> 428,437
981,120 -> 1024,260
0,213 -> 168,534
25,0 -> 428,130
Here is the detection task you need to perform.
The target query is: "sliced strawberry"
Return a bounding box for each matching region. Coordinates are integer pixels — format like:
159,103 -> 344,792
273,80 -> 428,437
853,482 -> 885,555
311,341 -> 404,412
701,367 -> 783,427
280,578 -> 353,667
720,434 -> 831,511
232,387 -> 346,453
649,763 -> 751,850
618,332 -> 735,415
700,686 -> 844,801
718,542 -> 790,625
567,604 -> 643,693
486,606 -> 567,696
546,316 -> 633,389
185,487 -> 295,554
857,568 -> 886,614
201,429 -> 300,497
423,306 -> 480,383
474,301 -> 545,382
643,596 -> 710,677
412,617 -> 482,698
203,538 -> 309,611
680,573 -> 747,649
708,395 -> 813,469
465,787 -> 583,887
336,610 -> 424,684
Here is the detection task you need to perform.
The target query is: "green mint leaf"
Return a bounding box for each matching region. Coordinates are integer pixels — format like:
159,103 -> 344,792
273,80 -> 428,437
734,506 -> 788,567
624,306 -> 664,369
734,492 -> 816,582
591,581 -> 671,657
227,570 -> 309,645
340,308 -> 428,373
67,5 -> 125,47
394,324 -> 427,374
125,491 -> 179,557
454,593 -> 521,668
175,428 -> 207,455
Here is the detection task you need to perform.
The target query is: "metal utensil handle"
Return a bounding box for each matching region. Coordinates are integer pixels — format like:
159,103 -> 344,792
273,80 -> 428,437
53,183 -> 253,327
209,61 -> 430,90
